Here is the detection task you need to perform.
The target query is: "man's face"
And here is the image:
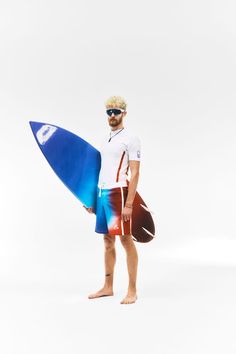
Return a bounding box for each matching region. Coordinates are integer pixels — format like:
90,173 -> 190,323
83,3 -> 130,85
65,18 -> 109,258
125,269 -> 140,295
106,107 -> 126,128
108,113 -> 123,127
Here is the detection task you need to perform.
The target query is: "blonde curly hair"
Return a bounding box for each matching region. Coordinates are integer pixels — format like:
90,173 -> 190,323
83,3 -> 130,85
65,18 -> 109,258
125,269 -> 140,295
105,96 -> 127,110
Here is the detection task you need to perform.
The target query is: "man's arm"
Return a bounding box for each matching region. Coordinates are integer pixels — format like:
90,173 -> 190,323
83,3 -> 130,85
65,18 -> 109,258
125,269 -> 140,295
122,160 -> 140,222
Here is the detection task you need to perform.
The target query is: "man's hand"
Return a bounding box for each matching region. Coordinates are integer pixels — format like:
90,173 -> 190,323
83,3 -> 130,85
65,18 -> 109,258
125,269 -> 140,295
83,206 -> 94,214
122,206 -> 133,222
122,160 -> 140,223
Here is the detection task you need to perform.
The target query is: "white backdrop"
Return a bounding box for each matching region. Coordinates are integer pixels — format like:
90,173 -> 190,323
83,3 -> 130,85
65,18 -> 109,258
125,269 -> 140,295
0,1 -> 236,353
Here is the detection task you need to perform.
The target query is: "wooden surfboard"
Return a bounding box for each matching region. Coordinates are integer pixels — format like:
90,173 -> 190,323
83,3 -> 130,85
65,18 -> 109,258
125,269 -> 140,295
29,121 -> 155,243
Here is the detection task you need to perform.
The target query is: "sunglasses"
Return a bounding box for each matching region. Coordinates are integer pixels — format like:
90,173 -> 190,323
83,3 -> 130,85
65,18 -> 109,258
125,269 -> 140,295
106,109 -> 125,116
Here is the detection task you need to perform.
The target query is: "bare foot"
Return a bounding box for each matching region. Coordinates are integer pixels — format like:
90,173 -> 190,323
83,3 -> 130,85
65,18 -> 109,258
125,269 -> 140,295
120,292 -> 138,304
88,287 -> 114,299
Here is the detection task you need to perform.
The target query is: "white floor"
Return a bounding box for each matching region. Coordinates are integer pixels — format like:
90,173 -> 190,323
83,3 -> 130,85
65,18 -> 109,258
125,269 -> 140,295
1,240 -> 236,354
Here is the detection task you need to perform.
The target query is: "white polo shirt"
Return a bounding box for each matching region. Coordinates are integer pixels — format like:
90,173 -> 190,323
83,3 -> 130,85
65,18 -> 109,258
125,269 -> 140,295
98,128 -> 141,189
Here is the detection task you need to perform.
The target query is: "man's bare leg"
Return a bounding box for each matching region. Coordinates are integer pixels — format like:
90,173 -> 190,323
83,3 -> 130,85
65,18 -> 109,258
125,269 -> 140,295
88,234 -> 116,299
119,234 -> 138,304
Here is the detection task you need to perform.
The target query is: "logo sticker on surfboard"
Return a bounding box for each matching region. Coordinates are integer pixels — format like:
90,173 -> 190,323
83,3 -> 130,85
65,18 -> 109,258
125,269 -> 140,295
36,124 -> 57,145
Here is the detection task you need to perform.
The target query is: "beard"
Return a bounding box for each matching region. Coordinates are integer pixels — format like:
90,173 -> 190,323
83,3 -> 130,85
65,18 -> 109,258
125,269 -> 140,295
108,116 -> 123,127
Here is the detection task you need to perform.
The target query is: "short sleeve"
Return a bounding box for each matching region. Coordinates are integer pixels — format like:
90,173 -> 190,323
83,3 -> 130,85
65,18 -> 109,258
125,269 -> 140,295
127,136 -> 141,161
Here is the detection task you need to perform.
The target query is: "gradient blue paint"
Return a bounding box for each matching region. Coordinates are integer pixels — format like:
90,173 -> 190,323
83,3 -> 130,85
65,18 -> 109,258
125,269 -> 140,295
29,121 -> 101,208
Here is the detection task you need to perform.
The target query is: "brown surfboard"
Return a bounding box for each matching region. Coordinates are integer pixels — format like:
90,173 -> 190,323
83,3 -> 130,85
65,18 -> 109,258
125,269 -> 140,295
131,191 -> 155,243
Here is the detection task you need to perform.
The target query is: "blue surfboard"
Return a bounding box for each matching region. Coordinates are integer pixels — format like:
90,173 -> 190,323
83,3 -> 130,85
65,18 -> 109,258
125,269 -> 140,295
29,121 -> 155,243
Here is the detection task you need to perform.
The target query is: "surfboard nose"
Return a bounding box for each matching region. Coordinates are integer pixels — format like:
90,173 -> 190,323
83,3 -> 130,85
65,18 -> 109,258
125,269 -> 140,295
29,121 -> 45,135
29,121 -> 58,146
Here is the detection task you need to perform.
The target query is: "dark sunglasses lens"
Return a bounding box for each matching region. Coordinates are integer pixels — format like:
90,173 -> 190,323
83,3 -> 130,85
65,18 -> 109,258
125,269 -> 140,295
106,109 -> 122,116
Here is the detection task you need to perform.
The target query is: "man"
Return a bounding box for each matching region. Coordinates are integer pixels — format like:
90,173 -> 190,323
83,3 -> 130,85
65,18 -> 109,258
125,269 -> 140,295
85,96 -> 141,304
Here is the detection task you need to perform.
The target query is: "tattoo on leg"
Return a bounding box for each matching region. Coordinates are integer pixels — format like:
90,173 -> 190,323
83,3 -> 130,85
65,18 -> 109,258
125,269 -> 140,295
106,273 -> 112,277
